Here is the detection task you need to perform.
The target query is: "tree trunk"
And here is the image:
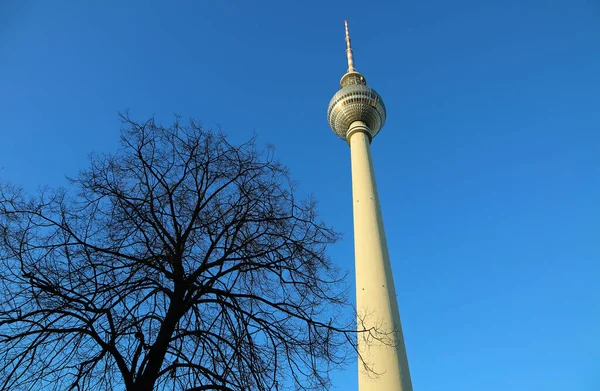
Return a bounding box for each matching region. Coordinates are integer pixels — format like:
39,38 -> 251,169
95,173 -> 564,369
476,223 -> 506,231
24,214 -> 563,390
132,289 -> 185,391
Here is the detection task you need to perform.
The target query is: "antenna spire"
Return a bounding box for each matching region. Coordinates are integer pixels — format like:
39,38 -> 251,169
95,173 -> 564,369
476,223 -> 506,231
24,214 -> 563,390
344,20 -> 356,73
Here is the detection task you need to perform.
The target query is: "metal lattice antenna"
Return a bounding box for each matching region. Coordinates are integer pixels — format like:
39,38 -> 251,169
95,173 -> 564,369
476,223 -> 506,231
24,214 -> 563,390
344,20 -> 355,73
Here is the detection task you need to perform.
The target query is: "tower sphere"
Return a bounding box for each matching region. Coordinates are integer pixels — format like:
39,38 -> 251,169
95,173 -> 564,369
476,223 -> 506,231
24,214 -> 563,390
327,77 -> 386,140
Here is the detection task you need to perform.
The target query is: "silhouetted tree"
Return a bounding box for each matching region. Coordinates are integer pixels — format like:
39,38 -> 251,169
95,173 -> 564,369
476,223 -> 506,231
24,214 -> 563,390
0,114 -> 354,391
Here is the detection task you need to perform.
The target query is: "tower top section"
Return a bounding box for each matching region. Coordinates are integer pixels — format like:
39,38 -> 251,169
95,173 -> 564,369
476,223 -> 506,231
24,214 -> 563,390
344,20 -> 356,73
340,20 -> 367,88
327,21 -> 386,141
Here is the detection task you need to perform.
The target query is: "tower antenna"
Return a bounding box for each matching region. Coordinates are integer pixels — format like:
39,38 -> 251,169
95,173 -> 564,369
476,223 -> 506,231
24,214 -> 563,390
344,20 -> 356,72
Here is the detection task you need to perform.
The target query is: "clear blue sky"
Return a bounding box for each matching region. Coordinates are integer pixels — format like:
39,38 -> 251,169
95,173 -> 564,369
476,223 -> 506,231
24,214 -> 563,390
1,1 -> 599,390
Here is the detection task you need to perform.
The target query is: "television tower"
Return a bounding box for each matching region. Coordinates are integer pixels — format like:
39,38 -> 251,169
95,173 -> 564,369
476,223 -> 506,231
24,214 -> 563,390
327,21 -> 413,391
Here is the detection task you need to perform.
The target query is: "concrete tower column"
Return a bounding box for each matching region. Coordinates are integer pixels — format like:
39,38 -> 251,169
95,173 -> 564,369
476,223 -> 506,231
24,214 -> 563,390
347,121 -> 412,391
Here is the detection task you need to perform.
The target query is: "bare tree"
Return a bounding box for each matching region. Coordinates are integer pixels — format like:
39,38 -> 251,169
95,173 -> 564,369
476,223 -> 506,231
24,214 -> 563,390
0,114 -> 354,391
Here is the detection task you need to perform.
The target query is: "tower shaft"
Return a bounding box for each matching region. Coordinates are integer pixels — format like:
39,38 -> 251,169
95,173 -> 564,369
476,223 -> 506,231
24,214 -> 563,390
348,121 -> 412,391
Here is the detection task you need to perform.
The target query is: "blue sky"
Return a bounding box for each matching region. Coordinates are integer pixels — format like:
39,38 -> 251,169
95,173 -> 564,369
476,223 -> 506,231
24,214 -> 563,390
1,1 -> 599,390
